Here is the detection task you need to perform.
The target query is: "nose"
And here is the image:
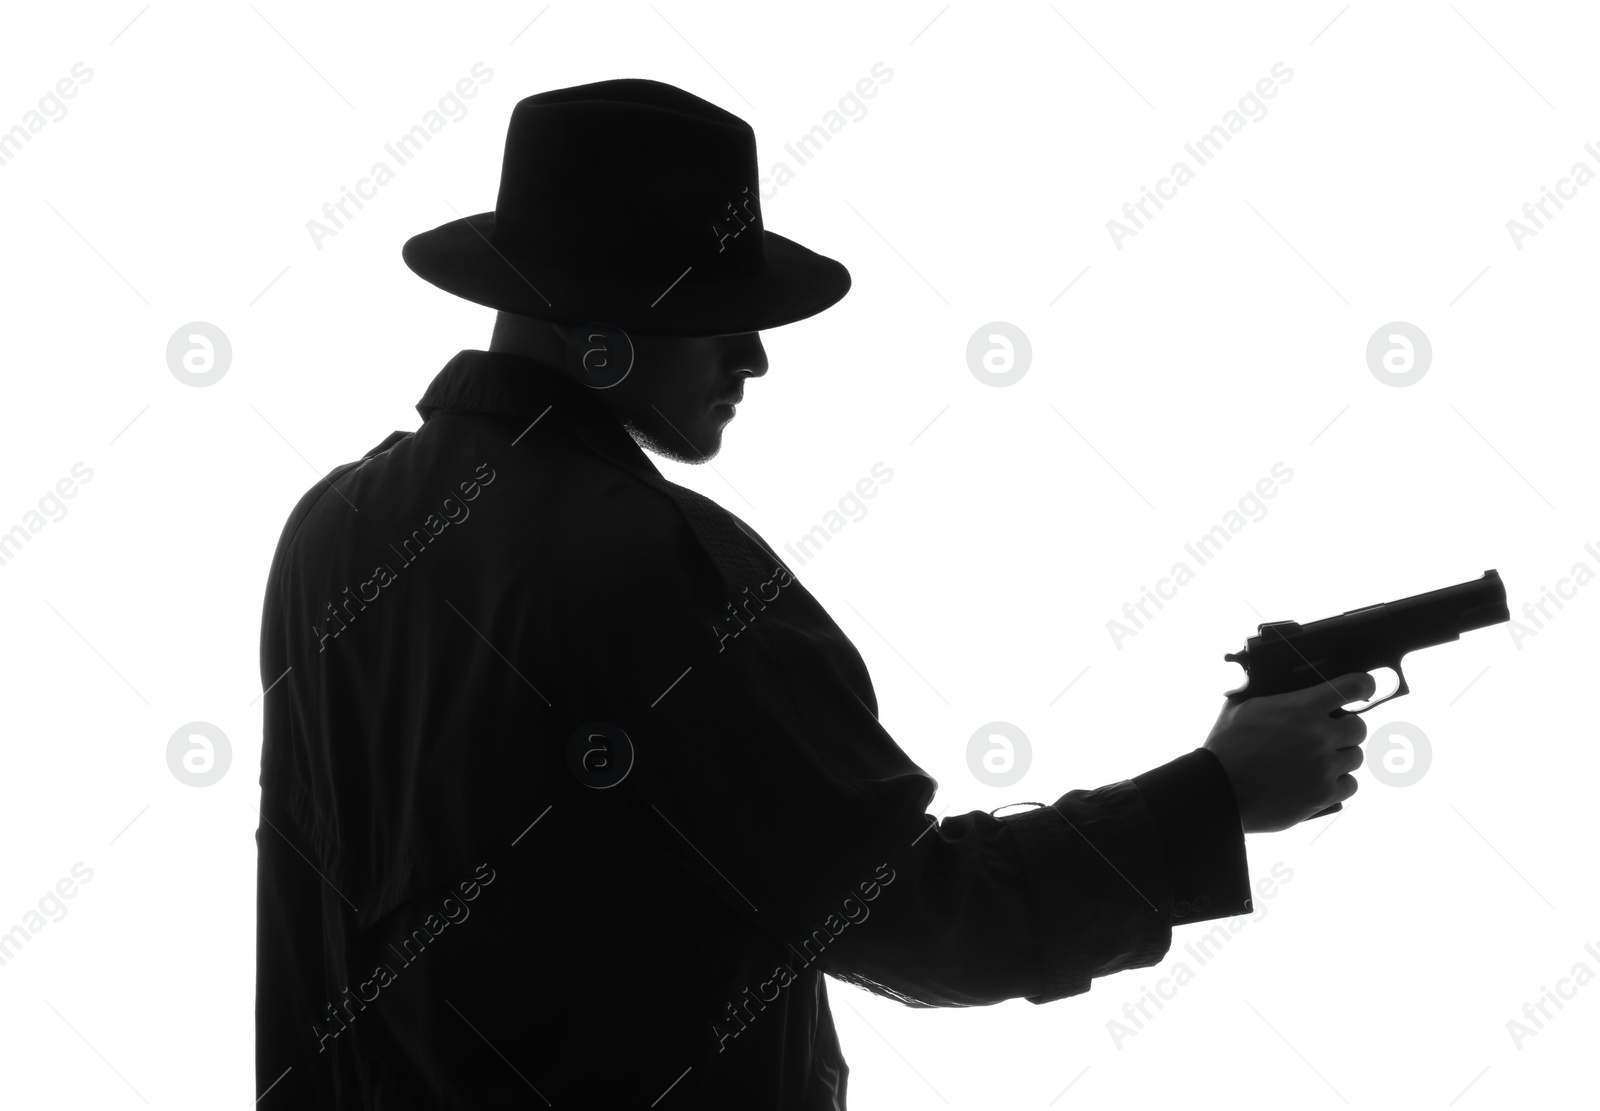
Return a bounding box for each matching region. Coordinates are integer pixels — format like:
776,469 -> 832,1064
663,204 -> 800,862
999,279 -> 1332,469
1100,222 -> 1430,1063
724,332 -> 768,377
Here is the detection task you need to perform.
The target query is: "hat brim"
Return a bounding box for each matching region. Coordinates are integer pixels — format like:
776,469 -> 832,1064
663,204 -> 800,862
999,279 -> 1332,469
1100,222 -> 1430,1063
402,212 -> 850,336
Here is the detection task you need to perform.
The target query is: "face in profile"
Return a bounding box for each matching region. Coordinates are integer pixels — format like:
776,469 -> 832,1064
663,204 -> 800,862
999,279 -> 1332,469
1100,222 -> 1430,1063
568,328 -> 768,463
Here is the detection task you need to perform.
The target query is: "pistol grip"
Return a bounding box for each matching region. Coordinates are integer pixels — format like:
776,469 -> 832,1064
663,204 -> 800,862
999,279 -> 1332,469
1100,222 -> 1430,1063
1315,663 -> 1408,815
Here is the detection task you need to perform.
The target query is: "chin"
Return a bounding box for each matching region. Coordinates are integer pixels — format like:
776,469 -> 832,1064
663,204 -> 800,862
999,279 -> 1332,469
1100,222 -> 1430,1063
625,420 -> 722,464
662,441 -> 722,464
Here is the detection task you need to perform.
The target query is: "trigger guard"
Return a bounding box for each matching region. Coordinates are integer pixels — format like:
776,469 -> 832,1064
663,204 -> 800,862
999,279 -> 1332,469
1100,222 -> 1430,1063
1330,667 -> 1409,717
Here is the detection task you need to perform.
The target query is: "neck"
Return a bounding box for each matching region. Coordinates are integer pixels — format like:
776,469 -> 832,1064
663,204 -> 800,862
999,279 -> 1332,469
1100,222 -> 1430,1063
487,311 -> 567,368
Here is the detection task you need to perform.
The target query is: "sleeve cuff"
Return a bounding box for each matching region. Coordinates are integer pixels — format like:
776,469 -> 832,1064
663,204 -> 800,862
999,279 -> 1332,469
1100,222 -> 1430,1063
1005,778 -> 1174,1004
1130,748 -> 1252,924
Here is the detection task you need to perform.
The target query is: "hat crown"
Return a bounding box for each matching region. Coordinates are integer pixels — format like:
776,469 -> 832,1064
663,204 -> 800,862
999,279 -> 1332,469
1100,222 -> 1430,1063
399,77 -> 850,335
491,79 -> 765,281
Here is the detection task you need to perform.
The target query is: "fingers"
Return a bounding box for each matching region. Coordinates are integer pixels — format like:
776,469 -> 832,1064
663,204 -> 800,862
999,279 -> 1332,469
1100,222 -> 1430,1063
1336,744 -> 1365,774
1332,773 -> 1359,805
1331,711 -> 1368,749
1303,690 -> 1370,750
1296,671 -> 1378,711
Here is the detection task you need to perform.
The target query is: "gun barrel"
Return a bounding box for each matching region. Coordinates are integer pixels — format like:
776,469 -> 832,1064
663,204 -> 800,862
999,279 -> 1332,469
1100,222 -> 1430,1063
1307,568 -> 1508,647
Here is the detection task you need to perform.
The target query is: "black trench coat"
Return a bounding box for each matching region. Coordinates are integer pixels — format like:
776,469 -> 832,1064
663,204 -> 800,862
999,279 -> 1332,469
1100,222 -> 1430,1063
255,349 -> 1251,1109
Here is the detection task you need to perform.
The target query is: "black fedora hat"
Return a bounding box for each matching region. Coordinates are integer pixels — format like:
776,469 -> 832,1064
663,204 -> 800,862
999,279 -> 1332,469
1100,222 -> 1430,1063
402,78 -> 851,336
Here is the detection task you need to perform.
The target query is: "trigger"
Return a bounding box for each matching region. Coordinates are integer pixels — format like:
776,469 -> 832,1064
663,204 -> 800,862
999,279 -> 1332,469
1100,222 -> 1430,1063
1334,665 -> 1409,716
1337,688 -> 1405,716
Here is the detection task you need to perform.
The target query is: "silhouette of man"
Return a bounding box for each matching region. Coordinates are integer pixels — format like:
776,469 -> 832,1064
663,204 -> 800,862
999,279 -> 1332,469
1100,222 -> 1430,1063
256,78 -> 1373,1109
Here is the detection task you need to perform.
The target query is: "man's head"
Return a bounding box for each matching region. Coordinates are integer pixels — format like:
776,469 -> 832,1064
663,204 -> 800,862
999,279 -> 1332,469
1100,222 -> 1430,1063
405,83 -> 848,417
489,311 -> 768,463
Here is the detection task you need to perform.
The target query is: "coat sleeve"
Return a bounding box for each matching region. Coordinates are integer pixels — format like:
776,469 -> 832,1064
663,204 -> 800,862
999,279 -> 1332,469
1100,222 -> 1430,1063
541,486 -> 1251,1008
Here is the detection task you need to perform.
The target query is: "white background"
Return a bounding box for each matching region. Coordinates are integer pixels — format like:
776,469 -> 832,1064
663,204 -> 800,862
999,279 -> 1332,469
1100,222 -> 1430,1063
0,2 -> 1594,1107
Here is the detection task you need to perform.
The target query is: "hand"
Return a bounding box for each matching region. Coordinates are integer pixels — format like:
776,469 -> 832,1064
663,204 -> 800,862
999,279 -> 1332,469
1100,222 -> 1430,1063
1202,672 -> 1375,833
